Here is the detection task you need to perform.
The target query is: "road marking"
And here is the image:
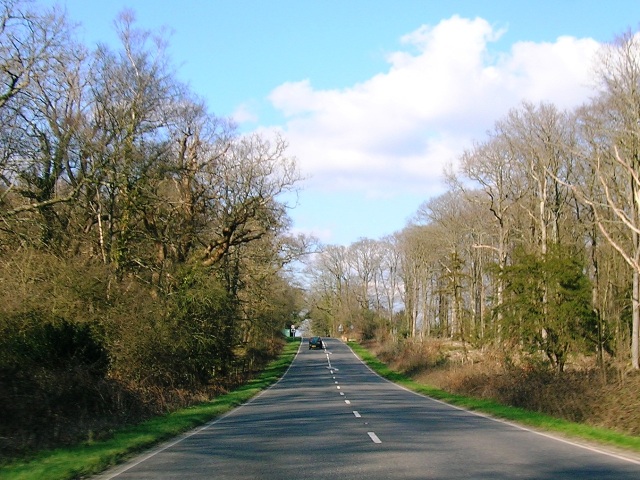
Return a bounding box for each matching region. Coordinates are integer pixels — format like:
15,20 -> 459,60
343,342 -> 640,466
334,381 -> 338,384
368,432 -> 382,444
353,411 -> 361,418
336,385 -> 340,389
340,392 -> 345,396
345,399 -> 351,404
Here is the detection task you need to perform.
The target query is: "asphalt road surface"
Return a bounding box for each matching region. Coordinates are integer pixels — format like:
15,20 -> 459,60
95,338 -> 640,479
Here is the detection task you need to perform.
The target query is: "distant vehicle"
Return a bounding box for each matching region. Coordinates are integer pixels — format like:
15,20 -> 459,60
308,336 -> 324,350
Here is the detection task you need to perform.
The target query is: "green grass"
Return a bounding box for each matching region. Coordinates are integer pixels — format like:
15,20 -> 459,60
348,341 -> 640,453
0,338 -> 301,480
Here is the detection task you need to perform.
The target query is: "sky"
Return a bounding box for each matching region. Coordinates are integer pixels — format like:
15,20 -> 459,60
38,0 -> 640,245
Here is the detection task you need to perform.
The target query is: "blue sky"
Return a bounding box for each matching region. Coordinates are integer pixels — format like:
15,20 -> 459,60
39,0 -> 640,245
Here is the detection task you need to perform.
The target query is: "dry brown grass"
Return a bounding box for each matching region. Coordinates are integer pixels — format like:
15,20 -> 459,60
371,338 -> 640,437
366,337 -> 446,374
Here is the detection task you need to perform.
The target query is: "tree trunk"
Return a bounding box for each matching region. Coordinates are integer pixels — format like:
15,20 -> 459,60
633,268 -> 639,369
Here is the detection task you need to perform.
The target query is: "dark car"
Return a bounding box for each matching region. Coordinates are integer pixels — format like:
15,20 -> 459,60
308,336 -> 324,350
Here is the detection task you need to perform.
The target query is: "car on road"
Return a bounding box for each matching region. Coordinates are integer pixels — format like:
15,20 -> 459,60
308,336 -> 324,350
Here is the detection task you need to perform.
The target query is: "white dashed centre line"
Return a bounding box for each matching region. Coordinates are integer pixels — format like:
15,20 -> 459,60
345,400 -> 351,404
336,385 -> 340,389
368,432 -> 382,444
353,411 -> 361,418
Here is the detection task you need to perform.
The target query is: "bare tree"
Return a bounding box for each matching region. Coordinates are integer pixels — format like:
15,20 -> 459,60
570,32 -> 640,369
78,10 -> 181,271
415,192 -> 473,341
0,1 -> 69,109
200,133 -> 301,268
397,224 -> 440,338
306,244 -> 355,336
500,102 -> 576,254
348,238 -> 382,310
455,131 -> 527,342
376,235 -> 402,331
0,2 -> 84,250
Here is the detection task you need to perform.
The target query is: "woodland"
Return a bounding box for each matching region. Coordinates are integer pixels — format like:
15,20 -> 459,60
0,1 -> 307,459
304,30 -> 640,435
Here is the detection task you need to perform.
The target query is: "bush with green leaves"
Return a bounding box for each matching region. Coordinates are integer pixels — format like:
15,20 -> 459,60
498,246 -> 597,372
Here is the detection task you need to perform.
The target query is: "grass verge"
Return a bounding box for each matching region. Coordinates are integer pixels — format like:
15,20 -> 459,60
347,341 -> 640,454
0,338 -> 301,480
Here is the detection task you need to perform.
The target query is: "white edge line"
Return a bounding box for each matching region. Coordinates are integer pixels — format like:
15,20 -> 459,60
99,340 -> 304,479
346,342 -> 640,466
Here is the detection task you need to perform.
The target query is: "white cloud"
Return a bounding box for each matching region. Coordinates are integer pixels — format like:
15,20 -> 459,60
231,102 -> 259,124
266,15 -> 601,200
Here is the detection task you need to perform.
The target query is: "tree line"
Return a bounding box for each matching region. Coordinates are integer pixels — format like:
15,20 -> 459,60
0,1 -> 306,457
305,30 -> 640,375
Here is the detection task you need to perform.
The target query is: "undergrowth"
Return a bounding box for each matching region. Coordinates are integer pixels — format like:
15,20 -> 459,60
364,337 -> 640,437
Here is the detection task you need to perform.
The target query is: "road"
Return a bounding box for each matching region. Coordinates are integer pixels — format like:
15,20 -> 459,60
96,338 -> 640,479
